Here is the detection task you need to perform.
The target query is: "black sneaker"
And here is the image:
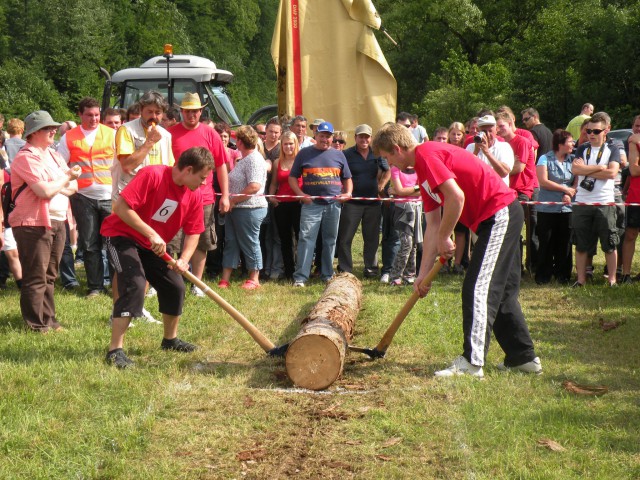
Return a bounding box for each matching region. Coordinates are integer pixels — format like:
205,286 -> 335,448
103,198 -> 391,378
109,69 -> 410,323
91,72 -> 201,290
106,348 -> 134,369
620,274 -> 632,284
161,337 -> 198,352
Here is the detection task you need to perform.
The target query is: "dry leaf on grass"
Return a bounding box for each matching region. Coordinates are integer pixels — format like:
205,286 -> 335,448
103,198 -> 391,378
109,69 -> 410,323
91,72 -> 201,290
243,396 -> 255,408
323,460 -> 353,471
599,318 -> 623,332
381,437 -> 403,448
375,454 -> 393,461
342,383 -> 367,390
345,440 -> 362,445
357,406 -> 373,414
562,380 -> 608,396
537,438 -> 566,452
236,448 -> 266,462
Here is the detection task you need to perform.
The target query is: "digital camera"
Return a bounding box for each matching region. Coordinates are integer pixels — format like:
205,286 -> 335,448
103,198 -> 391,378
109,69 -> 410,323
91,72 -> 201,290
580,177 -> 596,192
473,131 -> 486,143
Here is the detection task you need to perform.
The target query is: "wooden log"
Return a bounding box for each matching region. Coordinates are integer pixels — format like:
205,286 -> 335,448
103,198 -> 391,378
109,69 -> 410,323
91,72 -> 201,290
285,273 -> 362,390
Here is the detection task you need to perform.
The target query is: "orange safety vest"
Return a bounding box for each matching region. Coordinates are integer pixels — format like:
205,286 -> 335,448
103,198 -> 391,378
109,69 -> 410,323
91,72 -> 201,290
66,125 -> 115,190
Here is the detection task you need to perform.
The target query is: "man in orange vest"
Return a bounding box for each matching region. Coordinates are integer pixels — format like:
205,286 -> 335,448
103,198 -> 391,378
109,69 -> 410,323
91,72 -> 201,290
58,97 -> 115,297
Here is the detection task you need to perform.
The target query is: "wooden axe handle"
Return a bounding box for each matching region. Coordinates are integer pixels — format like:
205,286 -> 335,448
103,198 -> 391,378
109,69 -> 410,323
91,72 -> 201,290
374,256 -> 447,353
161,253 -> 276,352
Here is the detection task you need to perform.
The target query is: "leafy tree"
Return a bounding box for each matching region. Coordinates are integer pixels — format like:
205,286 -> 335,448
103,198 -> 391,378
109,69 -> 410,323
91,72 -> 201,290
0,60 -> 72,120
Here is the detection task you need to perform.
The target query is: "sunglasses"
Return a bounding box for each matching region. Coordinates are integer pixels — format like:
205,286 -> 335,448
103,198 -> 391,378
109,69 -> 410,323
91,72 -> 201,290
332,139 -> 346,144
257,131 -> 266,135
522,117 -> 531,123
42,126 -> 58,132
586,128 -> 604,135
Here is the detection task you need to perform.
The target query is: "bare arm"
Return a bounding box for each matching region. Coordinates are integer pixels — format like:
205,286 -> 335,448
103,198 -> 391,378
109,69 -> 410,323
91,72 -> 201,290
415,208 -> 441,298
216,163 -> 230,214
113,196 -> 165,255
268,159 -> 280,206
119,126 -> 162,174
536,164 -> 575,196
377,168 -> 391,193
174,233 -> 200,273
628,134 -> 640,177
29,165 -> 81,199
510,156 -> 526,175
390,175 -> 420,197
289,175 -> 311,204
337,178 -> 353,202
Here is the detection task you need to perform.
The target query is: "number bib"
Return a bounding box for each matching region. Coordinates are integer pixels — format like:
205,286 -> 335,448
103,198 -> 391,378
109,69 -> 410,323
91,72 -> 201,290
151,199 -> 179,223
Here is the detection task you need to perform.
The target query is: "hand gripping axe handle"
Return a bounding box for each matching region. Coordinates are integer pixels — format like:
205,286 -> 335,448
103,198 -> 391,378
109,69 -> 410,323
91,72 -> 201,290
348,256 -> 447,359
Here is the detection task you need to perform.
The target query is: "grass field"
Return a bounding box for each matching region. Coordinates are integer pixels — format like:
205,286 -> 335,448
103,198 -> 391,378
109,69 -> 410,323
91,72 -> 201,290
0,247 -> 639,479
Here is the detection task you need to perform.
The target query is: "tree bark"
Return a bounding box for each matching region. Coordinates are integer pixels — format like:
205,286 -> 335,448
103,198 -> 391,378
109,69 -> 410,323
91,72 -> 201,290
285,273 -> 362,390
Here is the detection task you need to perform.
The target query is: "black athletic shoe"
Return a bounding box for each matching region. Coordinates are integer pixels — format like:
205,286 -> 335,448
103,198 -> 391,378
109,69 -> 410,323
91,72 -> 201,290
161,337 -> 198,352
106,348 -> 134,369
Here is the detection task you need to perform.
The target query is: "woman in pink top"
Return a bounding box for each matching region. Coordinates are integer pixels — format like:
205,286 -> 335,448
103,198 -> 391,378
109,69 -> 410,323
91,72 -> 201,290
268,131 -> 301,279
214,122 -> 241,171
9,111 -> 80,332
388,166 -> 422,286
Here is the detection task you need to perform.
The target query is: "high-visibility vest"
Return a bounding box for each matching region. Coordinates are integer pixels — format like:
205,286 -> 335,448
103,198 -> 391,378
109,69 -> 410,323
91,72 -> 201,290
66,125 -> 115,190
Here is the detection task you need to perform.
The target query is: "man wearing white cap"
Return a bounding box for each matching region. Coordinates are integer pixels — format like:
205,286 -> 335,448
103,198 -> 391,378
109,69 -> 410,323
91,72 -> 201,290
466,115 -> 514,185
168,92 -> 230,296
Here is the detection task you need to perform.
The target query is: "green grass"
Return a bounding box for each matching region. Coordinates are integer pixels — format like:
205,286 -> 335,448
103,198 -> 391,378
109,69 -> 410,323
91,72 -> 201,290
1,245 -> 639,479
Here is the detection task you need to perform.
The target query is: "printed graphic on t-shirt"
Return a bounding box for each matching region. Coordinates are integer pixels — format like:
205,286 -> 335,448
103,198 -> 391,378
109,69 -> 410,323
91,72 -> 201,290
302,167 -> 342,186
151,199 -> 179,223
422,180 -> 442,204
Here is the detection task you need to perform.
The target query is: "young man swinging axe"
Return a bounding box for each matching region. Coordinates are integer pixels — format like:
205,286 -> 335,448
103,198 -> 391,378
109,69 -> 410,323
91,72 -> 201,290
372,123 -> 542,378
101,147 -> 213,368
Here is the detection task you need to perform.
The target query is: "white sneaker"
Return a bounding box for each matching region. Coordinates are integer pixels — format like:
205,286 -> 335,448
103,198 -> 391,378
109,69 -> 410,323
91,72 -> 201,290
293,281 -> 305,288
191,284 -> 206,297
434,355 -> 484,378
380,273 -> 390,284
146,287 -> 157,298
140,308 -> 162,324
497,357 -> 542,374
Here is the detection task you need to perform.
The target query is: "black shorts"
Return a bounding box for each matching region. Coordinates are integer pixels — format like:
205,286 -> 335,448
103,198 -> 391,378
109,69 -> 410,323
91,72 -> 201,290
626,205 -> 640,229
105,236 -> 185,318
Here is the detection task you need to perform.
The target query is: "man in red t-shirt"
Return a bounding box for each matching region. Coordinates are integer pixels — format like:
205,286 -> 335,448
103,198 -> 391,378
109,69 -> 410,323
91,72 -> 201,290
496,112 -> 538,273
372,123 -> 541,378
101,147 -> 214,368
168,93 -> 230,296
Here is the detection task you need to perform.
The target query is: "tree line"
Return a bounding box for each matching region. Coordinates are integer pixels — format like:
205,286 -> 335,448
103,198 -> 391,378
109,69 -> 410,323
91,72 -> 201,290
1,0 -> 639,132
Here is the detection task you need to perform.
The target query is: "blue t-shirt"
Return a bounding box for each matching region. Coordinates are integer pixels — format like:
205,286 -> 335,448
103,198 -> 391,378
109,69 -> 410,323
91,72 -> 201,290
290,147 -> 352,204
537,151 -> 574,213
343,146 -> 389,205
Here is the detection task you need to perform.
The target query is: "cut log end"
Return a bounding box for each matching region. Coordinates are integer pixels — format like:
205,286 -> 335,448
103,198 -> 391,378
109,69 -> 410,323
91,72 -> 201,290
285,274 -> 362,390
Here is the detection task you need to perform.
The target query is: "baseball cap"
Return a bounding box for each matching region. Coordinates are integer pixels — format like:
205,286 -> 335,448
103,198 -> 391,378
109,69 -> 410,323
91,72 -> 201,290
477,115 -> 496,127
355,124 -> 372,136
316,122 -> 334,134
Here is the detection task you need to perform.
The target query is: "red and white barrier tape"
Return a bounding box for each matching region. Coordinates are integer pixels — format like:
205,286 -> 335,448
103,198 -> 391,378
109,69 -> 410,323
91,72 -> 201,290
222,192 -> 640,207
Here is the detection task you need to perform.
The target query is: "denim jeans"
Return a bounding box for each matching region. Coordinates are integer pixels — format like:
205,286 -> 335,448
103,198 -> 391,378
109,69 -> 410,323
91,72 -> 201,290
58,221 -> 79,288
223,207 -> 267,271
294,202 -> 341,282
70,193 -> 112,291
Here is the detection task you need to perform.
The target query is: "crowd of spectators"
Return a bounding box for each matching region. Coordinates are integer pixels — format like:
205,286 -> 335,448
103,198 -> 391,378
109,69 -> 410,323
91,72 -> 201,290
2,97 -> 640,339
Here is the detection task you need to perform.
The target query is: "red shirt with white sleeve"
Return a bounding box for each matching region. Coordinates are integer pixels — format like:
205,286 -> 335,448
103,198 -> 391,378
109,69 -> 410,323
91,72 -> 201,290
414,142 -> 516,232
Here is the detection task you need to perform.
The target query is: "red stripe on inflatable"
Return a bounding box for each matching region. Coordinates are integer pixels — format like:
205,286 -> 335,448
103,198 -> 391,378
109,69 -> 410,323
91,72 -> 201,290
291,0 -> 303,115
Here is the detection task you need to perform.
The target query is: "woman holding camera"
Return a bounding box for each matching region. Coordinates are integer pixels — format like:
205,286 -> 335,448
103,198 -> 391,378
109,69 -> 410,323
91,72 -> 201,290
535,129 -> 576,284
